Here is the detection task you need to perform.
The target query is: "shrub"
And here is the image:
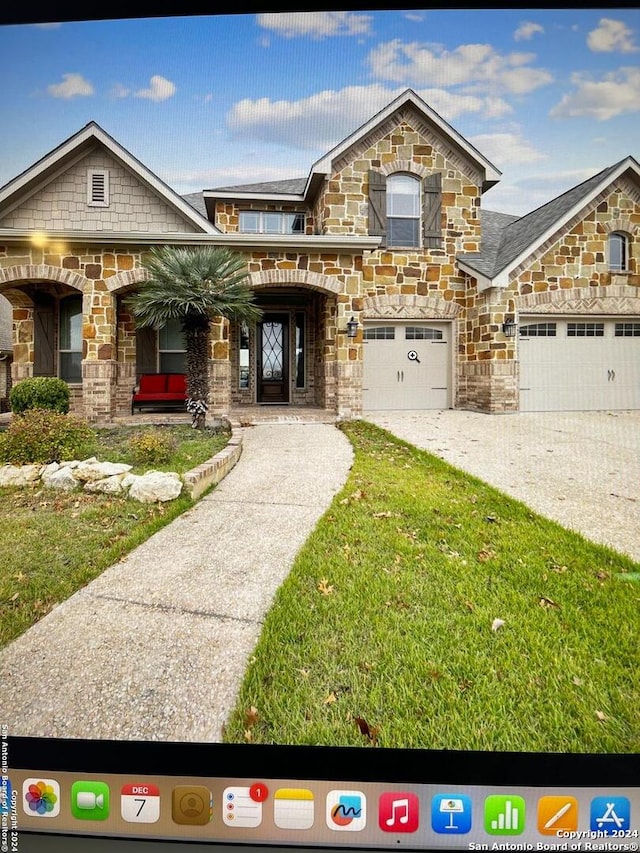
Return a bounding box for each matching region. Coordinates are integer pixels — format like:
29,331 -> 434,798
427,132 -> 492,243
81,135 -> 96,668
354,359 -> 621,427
127,429 -> 176,466
0,409 -> 96,464
10,377 -> 70,415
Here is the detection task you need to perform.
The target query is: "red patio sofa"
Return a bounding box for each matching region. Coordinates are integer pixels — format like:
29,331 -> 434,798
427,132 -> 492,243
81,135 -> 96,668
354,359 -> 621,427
131,373 -> 187,414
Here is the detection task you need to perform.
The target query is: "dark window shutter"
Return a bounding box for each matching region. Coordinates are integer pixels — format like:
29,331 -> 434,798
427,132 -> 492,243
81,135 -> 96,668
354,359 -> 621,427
368,170 -> 387,245
136,327 -> 157,379
33,302 -> 55,376
423,172 -> 442,248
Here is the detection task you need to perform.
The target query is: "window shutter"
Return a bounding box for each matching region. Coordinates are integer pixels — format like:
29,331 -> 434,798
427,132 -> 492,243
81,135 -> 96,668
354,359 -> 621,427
33,301 -> 55,377
136,327 -> 158,379
368,170 -> 387,245
423,172 -> 442,248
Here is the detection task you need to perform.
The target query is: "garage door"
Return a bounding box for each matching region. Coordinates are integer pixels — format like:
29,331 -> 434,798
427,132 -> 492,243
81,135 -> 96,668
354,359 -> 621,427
362,322 -> 451,411
519,318 -> 640,411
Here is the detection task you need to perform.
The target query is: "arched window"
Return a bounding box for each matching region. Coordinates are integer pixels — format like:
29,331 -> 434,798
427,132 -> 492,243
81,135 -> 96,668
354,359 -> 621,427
59,295 -> 82,383
609,231 -> 629,272
386,174 -> 421,247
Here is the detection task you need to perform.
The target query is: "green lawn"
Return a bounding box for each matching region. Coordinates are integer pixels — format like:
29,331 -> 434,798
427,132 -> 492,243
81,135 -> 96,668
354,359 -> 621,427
222,420 -> 640,753
0,424 -> 229,647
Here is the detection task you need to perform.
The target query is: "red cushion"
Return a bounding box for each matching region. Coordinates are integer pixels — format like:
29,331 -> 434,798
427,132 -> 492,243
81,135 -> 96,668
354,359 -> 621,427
139,374 -> 167,393
134,392 -> 184,401
167,374 -> 186,394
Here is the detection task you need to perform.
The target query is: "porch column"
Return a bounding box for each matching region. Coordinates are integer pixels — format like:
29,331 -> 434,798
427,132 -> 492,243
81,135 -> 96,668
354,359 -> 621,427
11,303 -> 34,383
208,316 -> 231,420
82,285 -> 117,423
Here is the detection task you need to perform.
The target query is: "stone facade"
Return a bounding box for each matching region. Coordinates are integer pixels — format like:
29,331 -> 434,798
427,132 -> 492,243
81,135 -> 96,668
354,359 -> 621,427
0,90 -> 638,421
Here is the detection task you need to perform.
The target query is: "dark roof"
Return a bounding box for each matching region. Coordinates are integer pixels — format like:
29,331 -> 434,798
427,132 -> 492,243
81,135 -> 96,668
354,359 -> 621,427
459,158 -> 632,279
181,191 -> 207,217
204,177 -> 308,195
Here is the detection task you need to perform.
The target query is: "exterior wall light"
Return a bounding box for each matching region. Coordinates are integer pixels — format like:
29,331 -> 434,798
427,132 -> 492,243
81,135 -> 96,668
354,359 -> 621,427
346,316 -> 359,338
502,317 -> 517,337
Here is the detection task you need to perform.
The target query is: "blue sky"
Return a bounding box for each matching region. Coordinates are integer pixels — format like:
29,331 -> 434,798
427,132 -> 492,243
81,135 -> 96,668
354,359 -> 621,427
0,8 -> 639,215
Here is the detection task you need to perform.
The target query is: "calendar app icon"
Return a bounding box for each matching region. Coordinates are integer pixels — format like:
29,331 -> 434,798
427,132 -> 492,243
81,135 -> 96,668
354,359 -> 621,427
121,783 -> 161,823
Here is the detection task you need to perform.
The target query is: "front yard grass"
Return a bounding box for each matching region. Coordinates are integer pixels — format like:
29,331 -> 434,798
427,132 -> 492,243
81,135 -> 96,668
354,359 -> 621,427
223,420 -> 640,753
0,424 -> 229,647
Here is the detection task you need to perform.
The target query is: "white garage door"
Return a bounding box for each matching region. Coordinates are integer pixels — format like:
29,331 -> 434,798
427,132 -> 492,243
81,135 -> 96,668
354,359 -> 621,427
519,317 -> 640,411
362,322 -> 451,411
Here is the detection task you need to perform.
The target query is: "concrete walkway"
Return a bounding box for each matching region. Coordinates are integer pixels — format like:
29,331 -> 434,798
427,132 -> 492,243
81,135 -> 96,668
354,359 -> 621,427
0,422 -> 353,742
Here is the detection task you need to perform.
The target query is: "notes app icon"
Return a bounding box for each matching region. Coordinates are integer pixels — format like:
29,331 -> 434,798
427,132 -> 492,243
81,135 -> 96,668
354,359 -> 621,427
274,788 -> 314,830
379,792 -> 419,833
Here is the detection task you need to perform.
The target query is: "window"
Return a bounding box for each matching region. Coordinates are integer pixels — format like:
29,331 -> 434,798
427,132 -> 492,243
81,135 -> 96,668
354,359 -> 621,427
59,295 -> 83,383
387,174 -> 420,247
363,326 -> 395,340
615,322 -> 640,337
567,322 -> 604,337
87,169 -> 109,206
239,322 -> 250,389
609,232 -> 629,272
239,211 -> 305,234
368,170 -> 442,249
295,312 -> 305,388
519,323 -> 557,337
405,326 -> 443,340
158,318 -> 186,372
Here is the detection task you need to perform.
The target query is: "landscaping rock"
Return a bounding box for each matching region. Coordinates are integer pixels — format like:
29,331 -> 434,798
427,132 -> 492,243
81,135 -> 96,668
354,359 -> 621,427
74,460 -> 133,482
0,464 -> 43,486
85,474 -> 127,494
127,471 -> 183,503
42,466 -> 80,491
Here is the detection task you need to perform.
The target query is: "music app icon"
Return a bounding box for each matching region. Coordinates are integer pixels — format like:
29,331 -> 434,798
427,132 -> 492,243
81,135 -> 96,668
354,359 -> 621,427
378,792 -> 420,833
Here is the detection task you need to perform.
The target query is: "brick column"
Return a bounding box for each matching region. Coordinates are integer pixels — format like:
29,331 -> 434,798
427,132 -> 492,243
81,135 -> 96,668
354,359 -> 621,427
82,285 -> 117,422
11,304 -> 34,383
208,317 -> 231,419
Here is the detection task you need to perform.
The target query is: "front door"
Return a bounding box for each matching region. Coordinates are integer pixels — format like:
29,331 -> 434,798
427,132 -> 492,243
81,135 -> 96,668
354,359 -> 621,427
258,314 -> 289,403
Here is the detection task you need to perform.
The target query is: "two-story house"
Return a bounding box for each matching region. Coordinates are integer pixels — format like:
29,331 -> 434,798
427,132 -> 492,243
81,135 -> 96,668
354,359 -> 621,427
0,88 -> 638,423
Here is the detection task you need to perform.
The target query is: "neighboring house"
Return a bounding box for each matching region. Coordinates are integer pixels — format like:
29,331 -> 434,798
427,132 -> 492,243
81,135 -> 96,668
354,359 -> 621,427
0,88 -> 638,423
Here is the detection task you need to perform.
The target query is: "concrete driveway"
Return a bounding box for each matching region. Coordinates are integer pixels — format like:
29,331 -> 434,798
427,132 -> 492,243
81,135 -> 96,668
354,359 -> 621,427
364,410 -> 640,564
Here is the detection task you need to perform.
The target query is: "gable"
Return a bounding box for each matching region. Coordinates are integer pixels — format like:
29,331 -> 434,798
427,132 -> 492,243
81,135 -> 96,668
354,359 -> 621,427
0,146 -> 203,234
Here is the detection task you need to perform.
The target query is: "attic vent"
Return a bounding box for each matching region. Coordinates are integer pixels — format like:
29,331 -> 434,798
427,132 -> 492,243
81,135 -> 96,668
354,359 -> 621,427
87,169 -> 109,207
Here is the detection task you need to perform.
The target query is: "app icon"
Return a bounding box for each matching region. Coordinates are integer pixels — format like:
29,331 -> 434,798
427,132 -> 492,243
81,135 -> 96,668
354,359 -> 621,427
0,778 -> 11,816
121,783 -> 161,823
223,786 -> 263,828
485,795 -> 525,835
171,785 -> 212,826
326,790 -> 366,831
71,781 -> 109,821
538,796 -> 578,835
379,792 -> 419,833
274,788 -> 314,830
432,794 -> 472,834
590,797 -> 630,835
23,778 -> 60,818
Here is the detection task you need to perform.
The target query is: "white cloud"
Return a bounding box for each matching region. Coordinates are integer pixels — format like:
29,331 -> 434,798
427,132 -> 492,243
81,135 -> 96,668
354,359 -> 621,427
134,75 -> 176,102
587,18 -> 638,53
109,83 -> 130,99
256,11 -> 373,39
469,132 -> 547,166
226,84 -> 513,151
550,67 -> 640,120
514,22 -> 544,42
34,22 -> 62,29
47,73 -> 94,98
368,39 -> 553,95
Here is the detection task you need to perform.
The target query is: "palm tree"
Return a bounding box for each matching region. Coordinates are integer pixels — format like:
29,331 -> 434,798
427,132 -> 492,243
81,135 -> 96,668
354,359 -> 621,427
126,245 -> 261,429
